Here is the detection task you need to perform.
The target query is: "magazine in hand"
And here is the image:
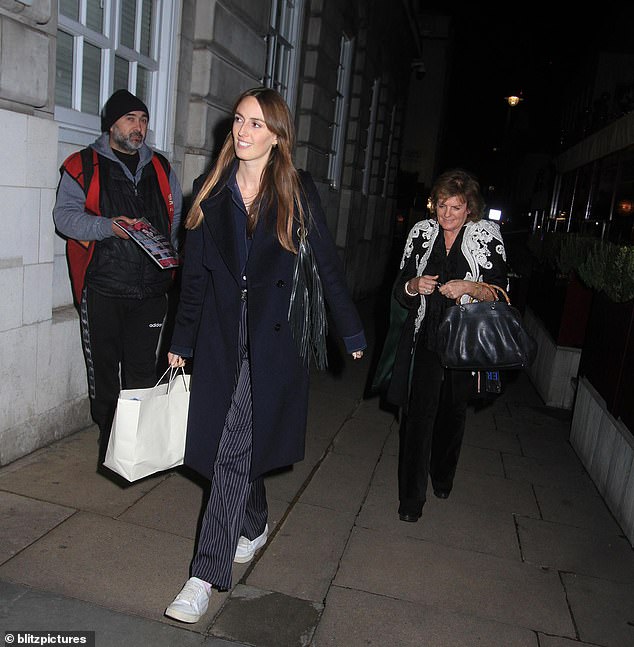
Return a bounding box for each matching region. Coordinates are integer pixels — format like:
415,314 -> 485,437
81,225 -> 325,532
113,217 -> 179,269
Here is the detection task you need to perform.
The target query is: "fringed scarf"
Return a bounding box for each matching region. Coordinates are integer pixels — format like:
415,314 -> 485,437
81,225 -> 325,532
288,224 -> 328,370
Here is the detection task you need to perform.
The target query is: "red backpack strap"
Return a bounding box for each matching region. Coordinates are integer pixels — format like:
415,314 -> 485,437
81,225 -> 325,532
151,153 -> 175,227
62,148 -> 100,215
61,148 -> 100,305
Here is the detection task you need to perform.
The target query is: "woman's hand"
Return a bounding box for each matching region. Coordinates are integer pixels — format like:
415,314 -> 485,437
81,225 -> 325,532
168,352 -> 185,368
405,274 -> 439,296
438,280 -> 493,302
352,350 -> 364,360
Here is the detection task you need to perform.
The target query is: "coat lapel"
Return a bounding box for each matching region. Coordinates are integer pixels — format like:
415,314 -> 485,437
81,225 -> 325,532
201,188 -> 241,283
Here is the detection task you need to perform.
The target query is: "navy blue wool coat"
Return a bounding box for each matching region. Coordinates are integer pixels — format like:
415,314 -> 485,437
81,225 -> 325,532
170,170 -> 365,481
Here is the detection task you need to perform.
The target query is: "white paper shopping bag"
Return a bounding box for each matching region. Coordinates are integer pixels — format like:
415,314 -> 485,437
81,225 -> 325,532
103,368 -> 190,481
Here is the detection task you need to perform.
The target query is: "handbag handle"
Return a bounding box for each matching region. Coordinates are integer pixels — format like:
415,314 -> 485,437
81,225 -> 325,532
460,282 -> 510,305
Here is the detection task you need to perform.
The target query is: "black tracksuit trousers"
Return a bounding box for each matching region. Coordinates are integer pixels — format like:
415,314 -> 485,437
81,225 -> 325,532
80,287 -> 167,465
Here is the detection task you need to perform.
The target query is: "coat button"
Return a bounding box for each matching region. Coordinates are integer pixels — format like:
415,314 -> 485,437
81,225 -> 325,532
274,323 -> 281,331
276,280 -> 286,288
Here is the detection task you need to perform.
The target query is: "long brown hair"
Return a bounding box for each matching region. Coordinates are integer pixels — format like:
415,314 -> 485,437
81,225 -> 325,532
185,87 -> 305,253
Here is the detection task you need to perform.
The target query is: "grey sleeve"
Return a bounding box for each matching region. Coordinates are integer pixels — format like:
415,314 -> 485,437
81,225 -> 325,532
52,171 -> 115,241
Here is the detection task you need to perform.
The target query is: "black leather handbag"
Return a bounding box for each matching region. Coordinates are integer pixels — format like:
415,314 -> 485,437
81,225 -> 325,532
437,283 -> 537,370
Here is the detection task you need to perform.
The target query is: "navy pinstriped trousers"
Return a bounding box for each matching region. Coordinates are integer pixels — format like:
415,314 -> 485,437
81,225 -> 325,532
191,301 -> 268,589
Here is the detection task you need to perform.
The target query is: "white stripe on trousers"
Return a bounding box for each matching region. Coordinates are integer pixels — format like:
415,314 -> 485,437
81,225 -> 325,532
191,301 -> 267,589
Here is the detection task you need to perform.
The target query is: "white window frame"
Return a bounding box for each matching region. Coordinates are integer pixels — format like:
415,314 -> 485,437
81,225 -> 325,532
264,0 -> 305,111
327,35 -> 354,190
54,0 -> 180,153
362,78 -> 380,196
381,104 -> 397,198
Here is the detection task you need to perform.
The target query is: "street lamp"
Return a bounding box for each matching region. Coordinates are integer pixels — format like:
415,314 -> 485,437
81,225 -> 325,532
498,94 -> 524,224
503,93 -> 524,134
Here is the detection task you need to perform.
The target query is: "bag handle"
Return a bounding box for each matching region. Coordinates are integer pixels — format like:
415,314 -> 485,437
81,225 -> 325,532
155,367 -> 189,393
461,282 -> 510,305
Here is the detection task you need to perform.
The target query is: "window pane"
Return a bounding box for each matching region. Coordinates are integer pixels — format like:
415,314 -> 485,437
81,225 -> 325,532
55,30 -> 74,109
140,0 -> 153,56
137,66 -> 150,105
276,48 -> 289,93
114,55 -> 129,92
281,1 -> 293,38
121,0 -> 137,49
81,41 -> 101,114
613,151 -> 634,244
270,0 -> 279,27
266,0 -> 303,106
86,0 -> 104,33
59,0 -> 79,21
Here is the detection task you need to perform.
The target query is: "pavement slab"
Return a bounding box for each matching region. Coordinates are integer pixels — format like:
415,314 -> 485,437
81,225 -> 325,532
330,416 -> 392,461
506,402 -> 572,429
335,527 -> 575,636
382,424 -> 399,456
538,637 -> 597,647
463,421 -> 523,455
351,397 -> 398,425
0,428 -> 166,517
0,491 -> 75,565
503,451 -> 600,492
562,572 -> 634,647
299,451 -> 377,515
305,390 -> 358,444
0,510 -> 197,623
357,454 -> 522,560
212,584 -> 323,647
513,427 -> 571,447
247,502 -> 355,603
0,580 -> 241,647
533,482 -> 622,532
313,585 -> 539,647
117,470 -> 206,539
456,443 -> 505,478
443,466 -> 540,518
517,515 -> 634,583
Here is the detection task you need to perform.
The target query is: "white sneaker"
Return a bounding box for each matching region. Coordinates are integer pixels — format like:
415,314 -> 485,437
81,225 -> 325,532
165,577 -> 210,623
234,524 -> 268,563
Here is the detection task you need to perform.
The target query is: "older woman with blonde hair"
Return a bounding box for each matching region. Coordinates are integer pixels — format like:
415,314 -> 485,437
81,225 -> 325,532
164,87 -> 366,623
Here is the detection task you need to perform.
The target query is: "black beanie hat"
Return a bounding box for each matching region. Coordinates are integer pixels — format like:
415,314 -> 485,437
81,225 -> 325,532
101,89 -> 149,132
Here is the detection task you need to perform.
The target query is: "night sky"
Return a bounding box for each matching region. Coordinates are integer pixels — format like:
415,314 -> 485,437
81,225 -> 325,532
434,6 -> 625,176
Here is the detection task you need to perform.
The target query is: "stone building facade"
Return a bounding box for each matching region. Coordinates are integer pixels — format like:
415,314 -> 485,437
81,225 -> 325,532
0,0 -> 433,464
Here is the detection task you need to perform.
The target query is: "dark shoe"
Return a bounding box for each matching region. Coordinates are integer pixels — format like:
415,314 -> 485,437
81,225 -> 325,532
398,511 -> 421,523
433,489 -> 451,499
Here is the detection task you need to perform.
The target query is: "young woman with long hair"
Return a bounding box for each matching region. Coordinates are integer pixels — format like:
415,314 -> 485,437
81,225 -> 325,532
164,87 -> 366,624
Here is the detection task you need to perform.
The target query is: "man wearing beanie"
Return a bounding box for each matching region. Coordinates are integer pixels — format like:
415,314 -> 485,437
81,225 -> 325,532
53,89 -> 183,476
